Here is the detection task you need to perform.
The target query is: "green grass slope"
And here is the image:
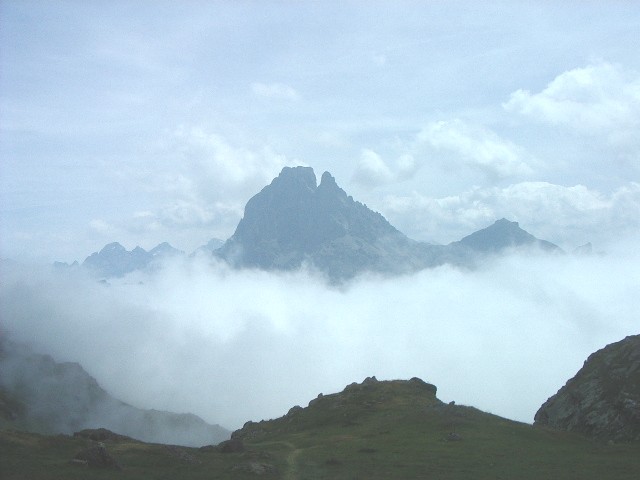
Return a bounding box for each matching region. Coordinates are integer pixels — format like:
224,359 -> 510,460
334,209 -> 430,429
2,377 -> 640,479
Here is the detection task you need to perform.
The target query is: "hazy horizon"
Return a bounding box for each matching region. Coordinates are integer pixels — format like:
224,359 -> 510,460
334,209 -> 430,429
2,243 -> 638,430
2,2 -> 639,262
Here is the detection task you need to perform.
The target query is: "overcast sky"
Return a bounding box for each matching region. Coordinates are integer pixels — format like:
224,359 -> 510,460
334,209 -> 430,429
2,1 -> 640,262
2,2 -> 640,433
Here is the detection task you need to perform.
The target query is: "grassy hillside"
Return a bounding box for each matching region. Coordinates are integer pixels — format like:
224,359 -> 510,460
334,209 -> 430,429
2,377 -> 640,479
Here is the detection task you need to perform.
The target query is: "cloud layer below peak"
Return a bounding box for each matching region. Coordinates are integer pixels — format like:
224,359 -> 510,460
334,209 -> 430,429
2,246 -> 638,430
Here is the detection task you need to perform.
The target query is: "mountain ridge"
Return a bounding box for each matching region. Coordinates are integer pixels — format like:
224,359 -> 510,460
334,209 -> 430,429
0,339 -> 230,447
56,167 -> 563,281
215,166 -> 561,280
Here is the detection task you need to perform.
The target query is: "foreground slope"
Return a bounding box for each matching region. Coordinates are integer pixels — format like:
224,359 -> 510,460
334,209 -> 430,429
2,376 -> 639,479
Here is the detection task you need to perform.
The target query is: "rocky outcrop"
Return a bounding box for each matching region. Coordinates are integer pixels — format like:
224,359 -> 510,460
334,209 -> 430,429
534,335 -> 640,442
232,377 -> 442,441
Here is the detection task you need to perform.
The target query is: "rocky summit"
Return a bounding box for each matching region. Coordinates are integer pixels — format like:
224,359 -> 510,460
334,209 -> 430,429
535,335 -> 640,442
451,218 -> 560,253
216,166 -> 442,280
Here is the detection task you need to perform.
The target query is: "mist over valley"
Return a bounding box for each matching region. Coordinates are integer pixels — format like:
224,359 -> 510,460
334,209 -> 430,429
2,184 -> 637,432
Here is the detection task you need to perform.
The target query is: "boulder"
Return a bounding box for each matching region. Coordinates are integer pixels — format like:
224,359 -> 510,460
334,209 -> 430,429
535,335 -> 640,442
73,445 -> 121,469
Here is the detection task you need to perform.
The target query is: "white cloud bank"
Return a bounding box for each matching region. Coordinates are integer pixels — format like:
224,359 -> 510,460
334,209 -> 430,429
1,249 -> 638,431
416,119 -> 534,178
352,119 -> 534,188
382,181 -> 640,248
86,128 -> 297,252
504,62 -> 640,147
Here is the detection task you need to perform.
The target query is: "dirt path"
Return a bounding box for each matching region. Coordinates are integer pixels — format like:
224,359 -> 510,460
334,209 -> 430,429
253,440 -> 301,480
284,444 -> 302,480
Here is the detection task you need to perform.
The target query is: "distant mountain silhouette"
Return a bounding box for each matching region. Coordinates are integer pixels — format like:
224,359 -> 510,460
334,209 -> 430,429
149,241 -> 183,258
83,242 -> 152,277
451,218 -> 561,253
190,238 -> 225,257
82,242 -> 182,278
56,167 -> 563,280
216,166 -> 443,280
0,339 -> 230,447
216,167 -> 560,280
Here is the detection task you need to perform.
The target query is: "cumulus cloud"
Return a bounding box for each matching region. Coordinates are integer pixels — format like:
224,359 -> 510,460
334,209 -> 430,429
504,62 -> 640,147
251,82 -> 300,101
352,149 -> 418,187
352,149 -> 395,186
415,119 -> 534,178
382,181 -> 640,248
121,127 -> 295,243
1,250 -> 638,431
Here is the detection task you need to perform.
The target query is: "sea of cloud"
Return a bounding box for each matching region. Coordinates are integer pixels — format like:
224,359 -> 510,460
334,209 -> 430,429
1,243 -> 638,431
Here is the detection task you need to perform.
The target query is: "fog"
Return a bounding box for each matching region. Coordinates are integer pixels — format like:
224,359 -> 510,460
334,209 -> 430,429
1,245 -> 638,431
0,339 -> 229,446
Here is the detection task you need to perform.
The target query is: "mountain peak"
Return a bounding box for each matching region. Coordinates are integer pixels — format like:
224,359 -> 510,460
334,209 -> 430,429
494,218 -> 518,228
217,166 -> 421,279
84,243 -> 152,278
319,170 -> 336,187
454,218 -> 560,253
149,242 -> 182,257
275,166 -> 317,190
100,242 -> 126,254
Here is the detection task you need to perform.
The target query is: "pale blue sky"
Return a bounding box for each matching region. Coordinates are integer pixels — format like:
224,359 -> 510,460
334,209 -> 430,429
2,1 -> 640,261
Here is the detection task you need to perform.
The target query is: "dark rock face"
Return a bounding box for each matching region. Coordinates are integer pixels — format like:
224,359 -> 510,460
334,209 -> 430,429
217,167 -> 441,280
534,335 -> 640,442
